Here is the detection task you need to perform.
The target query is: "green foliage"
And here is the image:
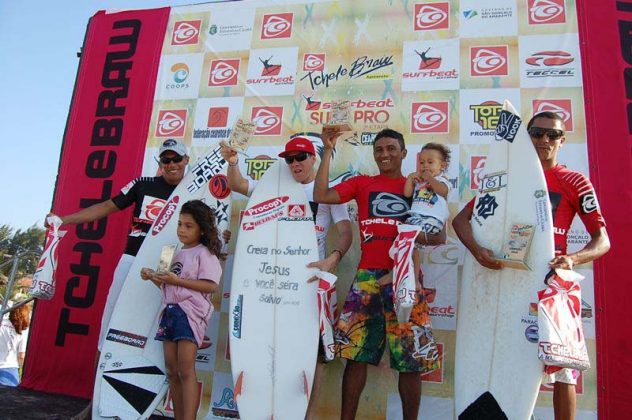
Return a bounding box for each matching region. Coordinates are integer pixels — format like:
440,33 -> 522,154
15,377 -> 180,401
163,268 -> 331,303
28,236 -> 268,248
0,224 -> 46,277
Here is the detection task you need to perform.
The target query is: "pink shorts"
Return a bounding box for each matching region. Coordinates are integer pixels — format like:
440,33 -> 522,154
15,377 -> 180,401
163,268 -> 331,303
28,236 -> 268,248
543,367 -> 579,385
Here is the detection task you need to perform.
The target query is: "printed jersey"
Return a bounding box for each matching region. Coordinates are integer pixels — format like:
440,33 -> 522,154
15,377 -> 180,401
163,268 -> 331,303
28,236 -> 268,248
408,173 -> 451,234
162,244 -> 222,347
334,174 -> 408,269
111,177 -> 177,256
544,165 -> 605,255
466,165 -> 606,256
247,179 -> 349,259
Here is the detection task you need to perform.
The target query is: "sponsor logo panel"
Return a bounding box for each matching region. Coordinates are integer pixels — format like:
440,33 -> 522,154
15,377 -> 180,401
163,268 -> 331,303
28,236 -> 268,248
251,106 -> 284,135
532,99 -> 574,132
246,47 -> 299,96
155,109 -> 188,138
519,34 -> 582,88
414,2 -> 450,31
470,45 -> 508,77
208,58 -> 240,87
260,13 -> 294,39
460,1 -> 517,37
207,8 -> 254,52
527,0 -> 566,25
402,39 -> 460,91
171,20 -> 202,45
411,101 -> 449,133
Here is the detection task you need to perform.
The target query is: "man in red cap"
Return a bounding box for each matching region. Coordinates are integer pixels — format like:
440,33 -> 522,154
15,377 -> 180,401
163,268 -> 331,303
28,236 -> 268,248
220,135 -> 352,418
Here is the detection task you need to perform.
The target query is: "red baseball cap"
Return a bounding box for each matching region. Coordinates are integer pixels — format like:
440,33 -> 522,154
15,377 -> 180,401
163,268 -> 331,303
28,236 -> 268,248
278,137 -> 316,157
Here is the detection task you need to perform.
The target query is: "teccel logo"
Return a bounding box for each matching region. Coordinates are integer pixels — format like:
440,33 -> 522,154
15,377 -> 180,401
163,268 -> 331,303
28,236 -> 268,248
208,59 -> 240,87
528,0 -> 566,25
414,3 -> 450,31
171,20 -> 201,45
411,102 -> 449,133
251,106 -> 284,135
526,50 -> 574,66
471,46 -> 508,76
155,110 -> 187,137
261,13 -> 293,39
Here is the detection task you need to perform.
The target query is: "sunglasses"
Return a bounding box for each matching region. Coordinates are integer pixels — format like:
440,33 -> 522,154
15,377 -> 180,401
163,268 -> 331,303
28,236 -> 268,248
527,127 -> 564,141
284,152 -> 311,164
159,155 -> 184,165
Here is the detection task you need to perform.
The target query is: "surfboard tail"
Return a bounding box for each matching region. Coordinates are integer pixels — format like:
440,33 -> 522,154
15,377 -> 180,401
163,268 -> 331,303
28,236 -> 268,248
458,391 -> 508,420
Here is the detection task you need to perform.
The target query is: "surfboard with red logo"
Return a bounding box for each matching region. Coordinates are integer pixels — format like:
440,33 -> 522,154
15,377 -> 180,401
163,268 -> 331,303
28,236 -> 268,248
229,160 -> 319,420
93,144 -> 231,420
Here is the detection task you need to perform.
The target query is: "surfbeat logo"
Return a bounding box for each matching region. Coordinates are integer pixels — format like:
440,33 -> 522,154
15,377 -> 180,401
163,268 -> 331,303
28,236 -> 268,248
151,196 -> 180,236
528,0 -> 566,25
155,110 -> 187,137
533,99 -> 574,131
411,102 -> 449,133
208,59 -> 240,87
171,20 -> 201,45
251,106 -> 283,135
303,53 -> 325,71
261,13 -> 293,39
494,110 -> 521,142
309,97 -> 394,126
471,46 -> 508,76
414,3 -> 450,31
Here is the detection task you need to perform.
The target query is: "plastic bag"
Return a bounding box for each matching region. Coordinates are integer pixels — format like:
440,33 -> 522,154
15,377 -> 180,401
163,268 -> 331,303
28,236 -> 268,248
391,224 -> 421,323
537,269 -> 590,371
316,271 -> 337,361
29,216 -> 65,300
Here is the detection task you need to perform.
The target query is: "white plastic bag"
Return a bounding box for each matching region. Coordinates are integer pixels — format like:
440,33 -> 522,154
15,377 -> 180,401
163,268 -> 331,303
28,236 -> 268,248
316,271 -> 337,361
391,224 -> 421,323
537,269 -> 590,371
29,216 -> 65,300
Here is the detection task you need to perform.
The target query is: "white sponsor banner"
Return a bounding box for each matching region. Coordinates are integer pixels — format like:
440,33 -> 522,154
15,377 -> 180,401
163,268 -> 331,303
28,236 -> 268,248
519,34 -> 583,88
245,47 -> 299,97
192,97 -> 245,148
459,89 -> 521,144
460,0 -> 518,38
206,6 -> 255,52
402,39 -> 460,92
155,53 -> 204,100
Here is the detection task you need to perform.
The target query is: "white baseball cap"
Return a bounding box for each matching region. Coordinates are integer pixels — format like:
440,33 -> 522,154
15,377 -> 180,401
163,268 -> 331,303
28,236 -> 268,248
158,139 -> 188,156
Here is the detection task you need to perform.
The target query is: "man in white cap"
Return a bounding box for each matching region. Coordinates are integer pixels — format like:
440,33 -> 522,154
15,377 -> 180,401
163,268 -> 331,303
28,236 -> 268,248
220,136 -> 352,418
48,138 -> 189,356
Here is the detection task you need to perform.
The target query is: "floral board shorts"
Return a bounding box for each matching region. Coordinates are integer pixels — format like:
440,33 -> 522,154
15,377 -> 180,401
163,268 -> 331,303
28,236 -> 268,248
334,269 -> 440,373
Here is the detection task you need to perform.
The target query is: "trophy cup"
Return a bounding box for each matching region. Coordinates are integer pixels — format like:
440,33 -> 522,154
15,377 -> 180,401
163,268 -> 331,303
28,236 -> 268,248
324,100 -> 353,132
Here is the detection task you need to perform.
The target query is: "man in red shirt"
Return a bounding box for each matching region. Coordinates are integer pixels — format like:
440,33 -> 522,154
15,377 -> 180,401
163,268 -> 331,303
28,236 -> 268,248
453,112 -> 610,420
314,128 -> 445,420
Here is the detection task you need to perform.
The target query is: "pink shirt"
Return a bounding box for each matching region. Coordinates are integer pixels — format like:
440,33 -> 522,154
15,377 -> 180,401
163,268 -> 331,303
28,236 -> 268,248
161,244 -> 222,347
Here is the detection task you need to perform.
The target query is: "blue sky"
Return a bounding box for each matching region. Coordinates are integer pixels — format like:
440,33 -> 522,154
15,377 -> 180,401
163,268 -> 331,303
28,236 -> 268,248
0,0 -> 197,232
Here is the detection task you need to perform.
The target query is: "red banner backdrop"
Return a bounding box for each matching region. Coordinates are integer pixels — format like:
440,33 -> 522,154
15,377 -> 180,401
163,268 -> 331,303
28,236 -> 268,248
20,8 -> 170,398
577,1 -> 632,418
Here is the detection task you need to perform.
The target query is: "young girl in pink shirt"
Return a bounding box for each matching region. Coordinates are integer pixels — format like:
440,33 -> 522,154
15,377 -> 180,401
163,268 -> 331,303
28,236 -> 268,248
141,200 -> 223,420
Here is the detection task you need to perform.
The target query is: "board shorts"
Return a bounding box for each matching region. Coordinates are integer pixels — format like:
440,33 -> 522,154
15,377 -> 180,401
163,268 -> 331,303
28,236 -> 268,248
543,367 -> 579,385
0,367 -> 19,386
155,304 -> 196,344
98,254 -> 134,351
334,269 -> 440,373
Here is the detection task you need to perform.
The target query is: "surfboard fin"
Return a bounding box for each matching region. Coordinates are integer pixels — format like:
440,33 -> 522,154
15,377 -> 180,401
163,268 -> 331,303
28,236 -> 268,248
302,370 -> 310,399
234,371 -> 244,401
459,391 -> 508,420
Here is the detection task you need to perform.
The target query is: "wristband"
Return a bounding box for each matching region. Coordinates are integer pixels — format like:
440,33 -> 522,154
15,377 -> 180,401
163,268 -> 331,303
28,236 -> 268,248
228,161 -> 238,167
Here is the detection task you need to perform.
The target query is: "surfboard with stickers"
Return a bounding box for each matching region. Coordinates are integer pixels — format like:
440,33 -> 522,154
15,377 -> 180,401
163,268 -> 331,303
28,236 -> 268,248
228,160 -> 319,420
455,100 -> 555,419
93,144 -> 231,420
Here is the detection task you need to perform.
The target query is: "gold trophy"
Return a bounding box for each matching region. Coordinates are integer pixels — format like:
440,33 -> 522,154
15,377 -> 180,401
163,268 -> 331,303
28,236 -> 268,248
225,119 -> 255,152
324,100 -> 353,132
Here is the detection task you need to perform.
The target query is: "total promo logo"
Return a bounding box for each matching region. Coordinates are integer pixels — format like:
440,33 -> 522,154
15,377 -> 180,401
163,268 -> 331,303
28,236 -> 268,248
303,53 -> 325,72
171,20 -> 202,45
470,45 -> 508,77
532,99 -> 574,131
528,0 -> 566,25
470,100 -> 502,131
155,109 -> 187,137
411,101 -> 449,133
261,13 -> 293,39
414,2 -> 450,31
251,106 -> 284,135
208,59 -> 240,87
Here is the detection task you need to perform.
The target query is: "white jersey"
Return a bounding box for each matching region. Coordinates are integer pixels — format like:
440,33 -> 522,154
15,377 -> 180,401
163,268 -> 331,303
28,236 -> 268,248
0,319 -> 28,369
248,179 -> 349,259
407,173 -> 451,235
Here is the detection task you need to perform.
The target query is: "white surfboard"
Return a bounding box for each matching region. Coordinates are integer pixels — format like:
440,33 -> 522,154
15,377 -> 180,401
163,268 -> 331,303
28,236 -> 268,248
93,145 -> 231,420
455,100 -> 554,419
229,161 -> 319,420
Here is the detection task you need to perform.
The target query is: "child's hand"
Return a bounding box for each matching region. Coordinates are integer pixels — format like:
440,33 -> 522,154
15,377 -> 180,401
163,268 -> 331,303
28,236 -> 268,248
420,169 -> 435,182
140,268 -> 155,281
154,271 -> 180,285
407,171 -> 422,183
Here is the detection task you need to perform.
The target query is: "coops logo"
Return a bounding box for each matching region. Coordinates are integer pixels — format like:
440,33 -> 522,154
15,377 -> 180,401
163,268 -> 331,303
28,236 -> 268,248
471,46 -> 508,76
208,59 -> 240,87
528,0 -> 566,25
414,3 -> 450,31
303,53 -> 325,71
171,63 -> 189,83
155,110 -> 187,137
411,102 -> 449,133
526,50 -> 574,67
171,20 -> 201,45
251,106 -> 284,135
532,99 -> 573,131
261,13 -> 293,39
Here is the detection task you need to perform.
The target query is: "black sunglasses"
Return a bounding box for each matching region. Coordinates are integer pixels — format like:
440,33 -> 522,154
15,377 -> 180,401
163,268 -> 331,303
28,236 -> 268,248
159,155 -> 184,165
527,127 -> 564,141
284,152 -> 311,164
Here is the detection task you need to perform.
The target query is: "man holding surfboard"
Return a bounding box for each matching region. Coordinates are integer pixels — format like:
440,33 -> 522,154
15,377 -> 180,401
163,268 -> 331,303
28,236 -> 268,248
220,136 -> 352,419
453,111 -> 610,420
47,139 -> 189,418
314,128 -> 445,420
